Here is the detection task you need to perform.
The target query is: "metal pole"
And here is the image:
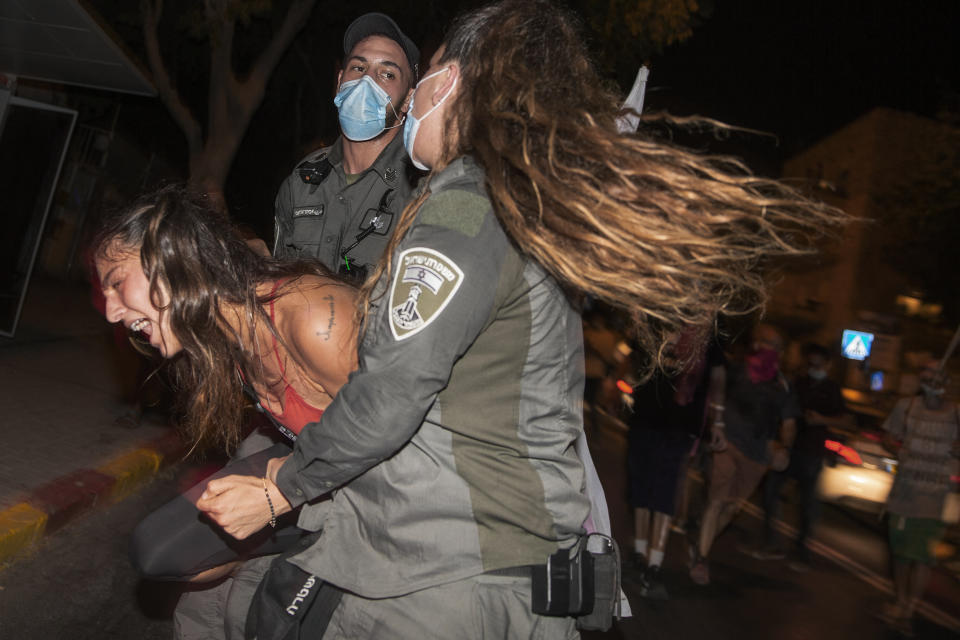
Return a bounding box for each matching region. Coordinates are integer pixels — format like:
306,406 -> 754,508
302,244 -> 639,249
937,322 -> 960,374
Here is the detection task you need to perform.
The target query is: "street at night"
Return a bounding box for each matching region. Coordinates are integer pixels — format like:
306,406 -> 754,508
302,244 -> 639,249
1,407 -> 958,639
2,1 -> 959,638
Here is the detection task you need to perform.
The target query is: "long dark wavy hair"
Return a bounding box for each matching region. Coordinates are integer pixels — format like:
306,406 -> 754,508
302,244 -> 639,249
91,185 -> 345,451
360,0 -> 848,375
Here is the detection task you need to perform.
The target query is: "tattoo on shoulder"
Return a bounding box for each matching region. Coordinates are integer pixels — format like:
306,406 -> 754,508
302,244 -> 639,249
316,294 -> 336,341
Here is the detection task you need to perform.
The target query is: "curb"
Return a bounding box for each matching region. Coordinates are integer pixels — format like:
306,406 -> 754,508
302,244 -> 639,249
0,430 -> 186,568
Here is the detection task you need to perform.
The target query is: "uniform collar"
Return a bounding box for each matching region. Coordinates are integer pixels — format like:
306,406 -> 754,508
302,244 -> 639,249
427,155 -> 483,192
329,133 -> 411,188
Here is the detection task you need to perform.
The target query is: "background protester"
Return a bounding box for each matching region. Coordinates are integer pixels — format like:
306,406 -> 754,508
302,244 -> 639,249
759,342 -> 850,570
690,324 -> 800,585
626,327 -> 725,599
879,360 -> 960,636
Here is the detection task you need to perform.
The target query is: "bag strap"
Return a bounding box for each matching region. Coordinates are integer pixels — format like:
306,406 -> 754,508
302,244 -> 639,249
244,532 -> 342,640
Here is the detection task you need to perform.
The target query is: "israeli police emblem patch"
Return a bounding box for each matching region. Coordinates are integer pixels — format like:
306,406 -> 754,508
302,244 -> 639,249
389,247 -> 464,340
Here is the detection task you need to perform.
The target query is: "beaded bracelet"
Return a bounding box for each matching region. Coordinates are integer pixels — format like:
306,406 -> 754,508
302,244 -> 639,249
262,477 -> 277,528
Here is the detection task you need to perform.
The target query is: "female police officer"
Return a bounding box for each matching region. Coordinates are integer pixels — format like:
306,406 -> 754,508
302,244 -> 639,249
197,1 -> 845,636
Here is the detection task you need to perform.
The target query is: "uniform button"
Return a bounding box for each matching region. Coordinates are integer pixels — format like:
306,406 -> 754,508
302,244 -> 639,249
337,195 -> 345,203
325,235 -> 334,243
295,488 -> 304,496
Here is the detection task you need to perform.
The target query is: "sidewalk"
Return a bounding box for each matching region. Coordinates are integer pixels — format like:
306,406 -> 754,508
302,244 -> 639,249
0,276 -> 186,567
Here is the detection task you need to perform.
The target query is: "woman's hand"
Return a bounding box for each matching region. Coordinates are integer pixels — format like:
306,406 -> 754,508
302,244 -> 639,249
196,460 -> 292,539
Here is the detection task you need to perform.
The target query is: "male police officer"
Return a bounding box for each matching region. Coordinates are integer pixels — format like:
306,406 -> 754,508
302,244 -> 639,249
273,12 -> 420,280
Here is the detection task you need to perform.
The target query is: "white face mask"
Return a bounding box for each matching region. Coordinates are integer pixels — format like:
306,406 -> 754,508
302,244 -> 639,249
403,67 -> 456,171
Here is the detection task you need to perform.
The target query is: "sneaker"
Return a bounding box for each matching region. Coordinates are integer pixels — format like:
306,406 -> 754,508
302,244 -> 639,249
639,565 -> 669,599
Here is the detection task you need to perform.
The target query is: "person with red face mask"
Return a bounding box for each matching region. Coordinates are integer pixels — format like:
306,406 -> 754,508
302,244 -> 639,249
688,324 -> 800,586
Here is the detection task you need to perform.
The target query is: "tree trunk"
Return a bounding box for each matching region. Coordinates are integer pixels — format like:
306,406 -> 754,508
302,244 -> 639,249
142,0 -> 317,212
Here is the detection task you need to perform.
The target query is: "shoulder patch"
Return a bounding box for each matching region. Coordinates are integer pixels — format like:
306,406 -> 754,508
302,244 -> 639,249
389,247 -> 465,340
418,190 -> 488,237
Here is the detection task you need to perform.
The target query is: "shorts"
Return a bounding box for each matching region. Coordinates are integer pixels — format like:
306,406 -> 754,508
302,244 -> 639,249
627,424 -> 693,514
708,442 -> 767,504
888,515 -> 946,565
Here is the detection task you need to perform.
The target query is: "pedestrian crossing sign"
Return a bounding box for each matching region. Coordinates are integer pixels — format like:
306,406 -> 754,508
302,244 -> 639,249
841,329 -> 874,361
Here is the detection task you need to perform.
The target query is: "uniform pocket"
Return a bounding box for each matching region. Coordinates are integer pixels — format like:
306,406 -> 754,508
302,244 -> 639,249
290,214 -> 326,256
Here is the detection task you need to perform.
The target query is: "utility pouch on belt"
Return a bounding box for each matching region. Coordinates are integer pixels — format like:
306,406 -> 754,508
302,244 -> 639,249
575,534 -> 621,631
531,533 -> 621,632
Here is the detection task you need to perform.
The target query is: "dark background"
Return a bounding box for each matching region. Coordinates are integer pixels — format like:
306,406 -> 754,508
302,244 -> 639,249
649,0 -> 960,175
84,0 -> 960,236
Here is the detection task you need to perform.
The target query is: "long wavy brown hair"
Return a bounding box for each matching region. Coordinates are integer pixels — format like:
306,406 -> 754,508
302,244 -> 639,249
361,0 -> 847,375
91,185 -> 348,451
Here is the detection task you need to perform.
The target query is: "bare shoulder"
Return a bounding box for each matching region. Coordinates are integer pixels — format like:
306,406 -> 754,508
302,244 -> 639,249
275,276 -> 358,378
277,277 -> 357,340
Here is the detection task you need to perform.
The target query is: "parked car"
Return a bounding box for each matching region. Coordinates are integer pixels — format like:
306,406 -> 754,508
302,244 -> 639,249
817,430 -> 898,512
817,427 -> 960,523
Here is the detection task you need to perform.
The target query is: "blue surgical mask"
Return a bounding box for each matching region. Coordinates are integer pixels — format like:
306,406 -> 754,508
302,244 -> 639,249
334,75 -> 401,142
403,67 -> 456,171
808,368 -> 827,381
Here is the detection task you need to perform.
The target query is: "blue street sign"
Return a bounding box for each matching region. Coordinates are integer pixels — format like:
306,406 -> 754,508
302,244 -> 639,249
841,329 -> 874,361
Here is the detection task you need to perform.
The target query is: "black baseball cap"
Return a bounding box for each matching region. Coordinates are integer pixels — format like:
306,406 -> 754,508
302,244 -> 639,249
343,13 -> 420,80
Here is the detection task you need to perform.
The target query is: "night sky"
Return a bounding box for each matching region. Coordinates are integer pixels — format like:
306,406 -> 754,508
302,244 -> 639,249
647,0 -> 960,172
88,0 -> 960,228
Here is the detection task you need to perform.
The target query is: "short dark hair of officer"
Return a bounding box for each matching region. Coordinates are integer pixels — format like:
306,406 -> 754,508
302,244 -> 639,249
342,12 -> 420,85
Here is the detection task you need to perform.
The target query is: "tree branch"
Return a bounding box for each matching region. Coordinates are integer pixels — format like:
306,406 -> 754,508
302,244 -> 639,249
243,0 -> 316,100
206,0 -> 238,134
141,0 -> 202,154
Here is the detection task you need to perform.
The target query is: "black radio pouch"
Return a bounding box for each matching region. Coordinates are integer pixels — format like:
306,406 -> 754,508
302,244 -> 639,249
575,534 -> 621,631
531,533 -> 621,632
531,538 -> 594,616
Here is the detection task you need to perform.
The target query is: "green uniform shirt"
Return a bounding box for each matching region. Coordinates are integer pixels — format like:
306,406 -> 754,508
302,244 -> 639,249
273,133 -> 418,277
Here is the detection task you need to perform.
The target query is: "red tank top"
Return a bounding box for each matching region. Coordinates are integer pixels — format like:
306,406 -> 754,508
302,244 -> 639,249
260,283 -> 326,435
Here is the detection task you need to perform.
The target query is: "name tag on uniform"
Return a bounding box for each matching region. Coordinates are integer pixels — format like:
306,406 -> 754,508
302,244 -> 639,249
293,205 -> 324,219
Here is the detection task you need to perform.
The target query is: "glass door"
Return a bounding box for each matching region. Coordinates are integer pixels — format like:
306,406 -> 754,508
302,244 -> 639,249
0,96 -> 77,337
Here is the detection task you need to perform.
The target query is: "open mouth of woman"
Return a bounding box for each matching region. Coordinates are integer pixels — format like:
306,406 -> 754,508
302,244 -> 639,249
130,318 -> 152,337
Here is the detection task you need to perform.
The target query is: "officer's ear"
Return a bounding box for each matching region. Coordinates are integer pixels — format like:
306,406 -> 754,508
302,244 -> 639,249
399,87 -> 414,115
335,69 -> 343,92
430,64 -> 459,107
